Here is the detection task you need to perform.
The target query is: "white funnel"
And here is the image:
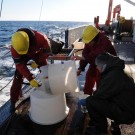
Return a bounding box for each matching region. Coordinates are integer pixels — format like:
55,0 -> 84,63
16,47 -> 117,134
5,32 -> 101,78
29,61 -> 80,125
48,61 -> 80,95
30,89 -> 69,125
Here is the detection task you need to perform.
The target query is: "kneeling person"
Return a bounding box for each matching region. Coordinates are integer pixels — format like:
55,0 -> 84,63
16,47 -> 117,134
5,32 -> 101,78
85,52 -> 135,135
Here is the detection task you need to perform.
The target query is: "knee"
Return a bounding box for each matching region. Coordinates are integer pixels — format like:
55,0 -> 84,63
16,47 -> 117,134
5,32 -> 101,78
86,96 -> 95,110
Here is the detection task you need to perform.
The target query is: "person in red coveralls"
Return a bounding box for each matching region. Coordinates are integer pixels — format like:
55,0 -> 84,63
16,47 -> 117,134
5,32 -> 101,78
72,25 -> 117,95
10,28 -> 51,112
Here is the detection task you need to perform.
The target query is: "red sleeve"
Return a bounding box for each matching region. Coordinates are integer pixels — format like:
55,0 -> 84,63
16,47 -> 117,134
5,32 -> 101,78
35,51 -> 48,67
11,47 -> 33,81
16,64 -> 33,81
78,60 -> 88,71
78,45 -> 89,71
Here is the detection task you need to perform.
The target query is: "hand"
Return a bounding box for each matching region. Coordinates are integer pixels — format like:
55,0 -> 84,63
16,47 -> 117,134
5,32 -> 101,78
79,99 -> 86,106
71,56 -> 85,60
29,79 -> 40,87
30,62 -> 38,68
77,70 -> 81,76
71,56 -> 81,60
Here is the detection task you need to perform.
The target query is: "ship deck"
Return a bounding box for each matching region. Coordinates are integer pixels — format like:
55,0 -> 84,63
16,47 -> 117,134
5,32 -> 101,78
0,36 -> 135,135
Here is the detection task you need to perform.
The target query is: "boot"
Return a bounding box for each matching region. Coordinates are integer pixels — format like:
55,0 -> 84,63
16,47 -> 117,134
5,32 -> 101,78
111,121 -> 121,135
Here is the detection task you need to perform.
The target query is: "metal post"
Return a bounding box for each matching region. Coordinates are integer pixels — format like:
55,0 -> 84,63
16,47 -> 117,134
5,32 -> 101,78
65,29 -> 69,48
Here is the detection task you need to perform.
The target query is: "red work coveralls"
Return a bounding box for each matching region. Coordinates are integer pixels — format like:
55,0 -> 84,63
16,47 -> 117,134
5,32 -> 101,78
10,30 -> 50,103
79,32 -> 117,95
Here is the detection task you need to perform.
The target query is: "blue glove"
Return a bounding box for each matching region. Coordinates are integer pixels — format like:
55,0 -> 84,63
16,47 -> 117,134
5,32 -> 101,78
78,99 -> 86,106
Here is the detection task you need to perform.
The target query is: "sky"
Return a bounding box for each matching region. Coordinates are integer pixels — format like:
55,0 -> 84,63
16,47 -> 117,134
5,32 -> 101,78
0,0 -> 135,23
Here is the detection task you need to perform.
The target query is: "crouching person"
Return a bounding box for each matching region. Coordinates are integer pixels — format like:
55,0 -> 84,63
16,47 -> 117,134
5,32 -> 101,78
85,52 -> 135,135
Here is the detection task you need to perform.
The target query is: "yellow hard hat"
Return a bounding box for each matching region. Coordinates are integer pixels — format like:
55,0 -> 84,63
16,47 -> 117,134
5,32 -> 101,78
11,31 -> 29,54
118,16 -> 125,23
82,25 -> 99,44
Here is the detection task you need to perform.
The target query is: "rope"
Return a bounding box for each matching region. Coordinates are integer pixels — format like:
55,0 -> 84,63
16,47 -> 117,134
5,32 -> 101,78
0,50 -> 10,60
0,63 -> 14,80
38,0 -> 43,21
0,0 -> 3,18
0,77 -> 13,91
0,65 -> 40,91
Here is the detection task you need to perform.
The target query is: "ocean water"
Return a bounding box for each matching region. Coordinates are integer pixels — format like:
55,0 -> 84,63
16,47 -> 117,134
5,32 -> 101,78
0,21 -> 90,107
0,21 -> 90,46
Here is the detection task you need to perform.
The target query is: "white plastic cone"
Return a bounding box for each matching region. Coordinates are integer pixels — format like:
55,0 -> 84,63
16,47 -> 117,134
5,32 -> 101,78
30,89 -> 69,125
48,60 -> 80,94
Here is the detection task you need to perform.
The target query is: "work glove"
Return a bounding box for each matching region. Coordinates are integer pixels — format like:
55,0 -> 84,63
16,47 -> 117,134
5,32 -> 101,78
79,99 -> 86,106
30,62 -> 38,68
29,79 -> 40,87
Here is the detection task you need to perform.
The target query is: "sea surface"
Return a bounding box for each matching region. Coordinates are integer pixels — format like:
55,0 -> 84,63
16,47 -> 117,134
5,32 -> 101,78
0,21 -> 90,107
0,21 -> 90,46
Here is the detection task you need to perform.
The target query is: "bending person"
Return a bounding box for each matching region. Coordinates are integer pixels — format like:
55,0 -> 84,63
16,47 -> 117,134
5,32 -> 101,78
72,25 -> 116,95
10,28 -> 51,112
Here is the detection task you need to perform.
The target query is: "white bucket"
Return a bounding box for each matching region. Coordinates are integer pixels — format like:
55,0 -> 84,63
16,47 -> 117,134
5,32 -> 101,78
29,89 -> 69,125
48,60 -> 80,95
29,61 -> 79,125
